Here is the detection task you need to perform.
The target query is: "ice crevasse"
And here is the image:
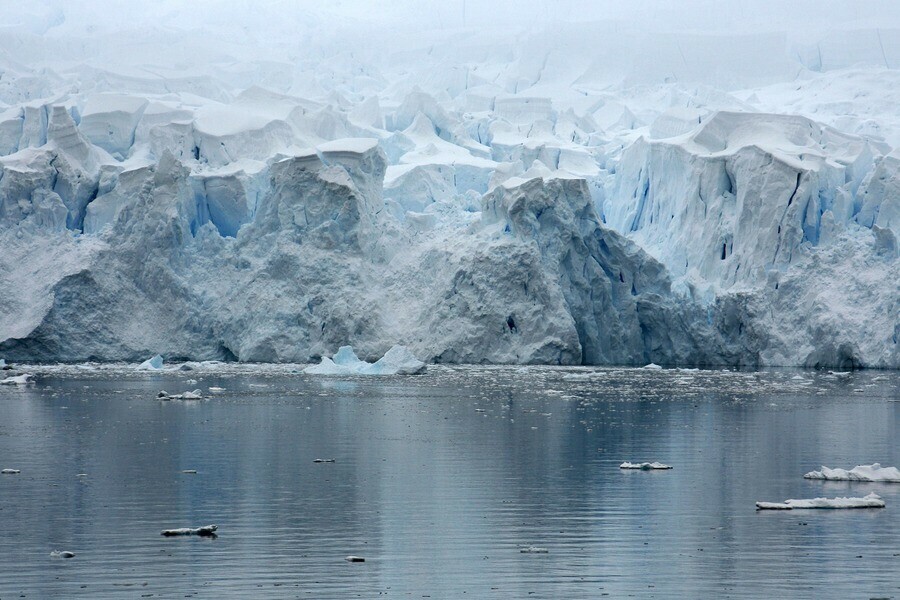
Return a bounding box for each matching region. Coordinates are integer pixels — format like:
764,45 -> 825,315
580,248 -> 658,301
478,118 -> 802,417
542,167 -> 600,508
0,32 -> 897,368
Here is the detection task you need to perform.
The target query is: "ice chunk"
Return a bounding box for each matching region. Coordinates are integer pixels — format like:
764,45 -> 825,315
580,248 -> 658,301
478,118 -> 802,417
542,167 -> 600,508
344,555 -> 365,562
641,363 -> 663,370
519,545 -> 549,553
804,464 -> 900,483
0,374 -> 33,384
158,389 -> 203,400
161,524 -> 218,536
756,492 -> 885,510
1,468 -> 21,474
620,462 -> 673,470
304,345 -> 426,376
139,355 -> 164,370
50,550 -> 75,558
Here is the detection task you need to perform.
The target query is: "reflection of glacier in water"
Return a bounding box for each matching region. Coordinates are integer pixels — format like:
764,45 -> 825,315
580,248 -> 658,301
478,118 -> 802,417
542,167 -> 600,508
0,366 -> 897,598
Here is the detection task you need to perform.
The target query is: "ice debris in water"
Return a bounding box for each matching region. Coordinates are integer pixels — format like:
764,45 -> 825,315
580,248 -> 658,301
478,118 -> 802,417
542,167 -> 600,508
641,363 -> 663,370
157,389 -> 203,400
804,464 -> 900,483
50,550 -> 75,558
620,462 -> 673,470
304,345 -> 426,375
139,355 -> 164,370
313,458 -> 336,463
1,374 -> 33,385
756,492 -> 885,510
161,524 -> 218,536
2,468 -> 21,474
344,555 -> 365,562
519,545 -> 549,553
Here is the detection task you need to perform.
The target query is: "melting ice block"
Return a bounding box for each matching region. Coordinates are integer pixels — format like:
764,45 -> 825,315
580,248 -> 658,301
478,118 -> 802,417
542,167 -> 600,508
0,374 -> 33,384
803,464 -> 900,483
756,492 -> 885,510
620,462 -> 673,470
139,355 -> 164,370
304,345 -> 426,375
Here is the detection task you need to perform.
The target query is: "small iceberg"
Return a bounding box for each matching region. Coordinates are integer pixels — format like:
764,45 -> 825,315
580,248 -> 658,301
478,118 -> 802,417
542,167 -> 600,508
0,374 -> 33,385
620,462 -> 673,470
139,354 -> 164,370
641,363 -> 663,370
304,345 -> 426,376
157,389 -> 203,400
50,550 -> 75,559
161,524 -> 218,537
519,545 -> 549,554
1,468 -> 21,474
804,464 -> 900,483
756,492 -> 885,510
344,555 -> 365,562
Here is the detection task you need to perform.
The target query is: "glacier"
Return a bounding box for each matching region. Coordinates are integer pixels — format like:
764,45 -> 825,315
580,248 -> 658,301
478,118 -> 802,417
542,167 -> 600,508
0,1 -> 897,368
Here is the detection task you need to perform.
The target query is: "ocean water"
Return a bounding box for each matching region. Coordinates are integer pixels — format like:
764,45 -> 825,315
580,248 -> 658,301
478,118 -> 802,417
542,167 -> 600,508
0,365 -> 897,599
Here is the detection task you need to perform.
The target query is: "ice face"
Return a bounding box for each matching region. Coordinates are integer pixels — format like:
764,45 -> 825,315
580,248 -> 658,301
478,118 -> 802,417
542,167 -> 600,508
0,2 -> 898,368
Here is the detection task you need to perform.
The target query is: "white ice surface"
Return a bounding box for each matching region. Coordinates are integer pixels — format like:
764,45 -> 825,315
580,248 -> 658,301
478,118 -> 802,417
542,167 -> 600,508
0,374 -> 33,384
804,464 -> 900,483
756,492 -> 885,510
304,346 -> 426,376
0,2 -> 898,368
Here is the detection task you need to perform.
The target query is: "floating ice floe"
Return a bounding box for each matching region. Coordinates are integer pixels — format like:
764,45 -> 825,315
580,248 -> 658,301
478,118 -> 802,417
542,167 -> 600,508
313,458 -> 336,463
304,345 -> 426,376
519,545 -> 549,553
161,524 -> 218,536
157,389 -> 203,400
181,469 -> 198,474
804,464 -> 900,483
620,462 -> 673,470
756,492 -> 885,510
641,363 -> 663,370
0,374 -> 33,385
208,387 -> 226,393
50,550 -> 75,558
1,468 -> 21,474
344,555 -> 365,562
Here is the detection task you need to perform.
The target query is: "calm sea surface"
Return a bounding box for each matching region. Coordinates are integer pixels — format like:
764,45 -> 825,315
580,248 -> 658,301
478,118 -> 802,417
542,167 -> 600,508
0,365 -> 898,599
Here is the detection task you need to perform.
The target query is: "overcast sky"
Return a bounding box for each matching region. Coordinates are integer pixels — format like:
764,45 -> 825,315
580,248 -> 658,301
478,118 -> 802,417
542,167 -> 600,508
2,0 -> 898,35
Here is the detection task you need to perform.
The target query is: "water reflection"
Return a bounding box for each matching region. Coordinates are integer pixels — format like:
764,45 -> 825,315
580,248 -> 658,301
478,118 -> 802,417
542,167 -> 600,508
0,367 -> 897,598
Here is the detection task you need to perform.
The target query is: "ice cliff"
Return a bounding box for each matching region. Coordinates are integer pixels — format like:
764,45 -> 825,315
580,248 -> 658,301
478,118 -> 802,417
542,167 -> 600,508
0,2 -> 897,368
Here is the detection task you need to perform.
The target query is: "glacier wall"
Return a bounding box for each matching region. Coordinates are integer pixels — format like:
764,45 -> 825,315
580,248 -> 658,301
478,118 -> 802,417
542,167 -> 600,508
0,2 -> 898,368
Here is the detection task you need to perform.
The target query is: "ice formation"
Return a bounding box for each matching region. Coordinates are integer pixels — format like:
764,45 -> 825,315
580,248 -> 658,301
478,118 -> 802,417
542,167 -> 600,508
161,525 -> 218,537
0,374 -> 33,385
804,464 -> 900,483
0,2 -> 897,368
139,355 -> 164,370
756,492 -> 885,510
304,346 -> 426,375
620,462 -> 673,470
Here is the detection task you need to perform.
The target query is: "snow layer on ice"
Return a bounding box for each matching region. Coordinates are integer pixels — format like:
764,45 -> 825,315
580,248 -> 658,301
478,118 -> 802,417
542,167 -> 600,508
0,1 -> 898,368
756,492 -> 885,510
804,464 -> 900,483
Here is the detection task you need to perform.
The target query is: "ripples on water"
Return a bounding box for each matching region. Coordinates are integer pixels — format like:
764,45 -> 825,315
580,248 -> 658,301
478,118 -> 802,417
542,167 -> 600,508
0,365 -> 898,598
